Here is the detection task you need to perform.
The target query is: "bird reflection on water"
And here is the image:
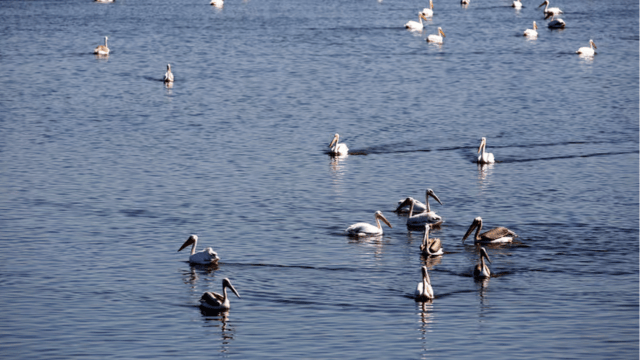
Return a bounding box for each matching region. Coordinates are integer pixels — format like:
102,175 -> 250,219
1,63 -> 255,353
200,310 -> 236,355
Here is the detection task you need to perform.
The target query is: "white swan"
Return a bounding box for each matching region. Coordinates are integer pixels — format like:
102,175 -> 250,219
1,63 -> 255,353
420,223 -> 443,256
462,217 -> 518,244
538,0 -> 562,16
178,235 -> 220,264
345,211 -> 392,236
426,27 -> 446,44
473,247 -> 492,278
405,13 -> 427,31
421,0 -> 434,17
415,266 -> 434,301
524,21 -> 538,37
164,64 -> 174,83
200,278 -> 240,311
477,137 -> 495,164
329,133 -> 349,156
94,36 -> 110,55
576,39 -> 597,57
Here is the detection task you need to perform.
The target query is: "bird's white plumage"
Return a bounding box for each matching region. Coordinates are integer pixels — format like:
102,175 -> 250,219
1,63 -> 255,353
538,0 -> 562,16
524,21 -> 538,37
210,0 -> 224,7
576,39 -> 597,57
401,189 -> 443,227
94,36 -> 110,55
426,27 -> 446,44
415,266 -> 434,300
345,211 -> 392,236
477,137 -> 495,164
421,0 -> 434,17
164,64 -> 174,83
512,0 -> 522,9
178,234 -> 220,265
329,133 -> 348,155
405,13 -> 427,31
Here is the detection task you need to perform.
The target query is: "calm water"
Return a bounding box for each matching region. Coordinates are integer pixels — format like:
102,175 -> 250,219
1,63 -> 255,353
0,0 -> 638,358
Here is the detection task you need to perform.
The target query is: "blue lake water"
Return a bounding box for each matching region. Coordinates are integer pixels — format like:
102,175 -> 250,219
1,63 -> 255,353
0,0 -> 638,358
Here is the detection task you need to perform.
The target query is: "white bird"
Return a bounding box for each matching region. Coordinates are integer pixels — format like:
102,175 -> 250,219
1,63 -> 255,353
94,0 -> 114,3
405,13 -> 427,32
94,36 -> 110,55
477,137 -> 495,164
473,247 -> 492,278
421,0 -> 434,17
420,223 -> 443,256
512,0 -> 522,9
178,234 -> 220,265
200,278 -> 241,311
210,0 -> 223,7
397,190 -> 443,227
395,196 -> 427,214
538,0 -> 562,17
426,27 -> 446,44
524,21 -> 538,37
546,14 -> 565,29
345,211 -> 392,236
415,266 -> 434,301
461,0 -> 470,5
462,217 -> 518,244
329,133 -> 349,156
576,39 -> 597,57
164,64 -> 174,83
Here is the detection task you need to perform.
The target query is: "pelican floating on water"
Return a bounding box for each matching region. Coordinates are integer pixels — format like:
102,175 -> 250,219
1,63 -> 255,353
345,210 -> 392,236
462,217 -> 518,244
329,133 -> 349,156
415,266 -> 434,301
524,21 -> 538,37
576,39 -> 597,56
421,0 -> 434,17
398,190 -> 443,227
546,14 -> 565,29
210,0 -> 224,7
512,0 -> 522,9
94,0 -> 114,3
164,64 -> 174,83
405,13 -> 427,31
477,137 -> 495,164
420,223 -> 443,256
461,0 -> 470,5
200,278 -> 240,311
473,247 -> 492,278
94,36 -> 110,55
538,0 -> 562,17
426,27 -> 446,44
178,234 -> 220,265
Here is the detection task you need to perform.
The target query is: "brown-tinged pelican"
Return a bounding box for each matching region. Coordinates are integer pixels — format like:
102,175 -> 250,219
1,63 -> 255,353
473,247 -> 492,278
462,217 -> 518,244
329,133 -> 348,156
524,21 -> 538,37
164,64 -> 174,83
178,235 -> 220,265
576,39 -> 597,57
538,0 -> 563,17
94,37 -> 109,55
477,137 -> 495,164
200,278 -> 240,311
421,0 -> 434,18
426,27 -> 446,44
345,210 -> 392,236
405,13 -> 427,31
415,266 -> 434,300
420,223 -> 443,256
397,189 -> 443,226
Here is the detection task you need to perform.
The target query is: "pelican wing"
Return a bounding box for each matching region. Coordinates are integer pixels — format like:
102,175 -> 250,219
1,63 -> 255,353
479,227 -> 517,241
200,292 -> 224,307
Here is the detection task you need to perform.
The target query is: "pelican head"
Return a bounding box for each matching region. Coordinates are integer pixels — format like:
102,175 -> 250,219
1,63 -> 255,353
538,0 -> 549,8
375,210 -> 393,229
589,39 -> 597,49
438,27 -> 446,37
479,246 -> 492,264
477,137 -> 487,154
329,133 -> 340,148
462,217 -> 483,243
178,234 -> 198,252
222,278 -> 241,299
425,189 -> 443,206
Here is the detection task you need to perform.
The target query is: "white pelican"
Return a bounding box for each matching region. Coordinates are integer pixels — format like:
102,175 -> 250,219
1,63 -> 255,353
200,278 -> 240,311
399,190 -> 443,227
461,0 -> 470,5
512,0 -> 522,9
210,0 -> 223,7
473,247 -> 492,278
415,266 -> 434,301
576,39 -> 597,57
395,196 -> 427,214
420,223 -> 443,256
94,36 -> 110,55
462,217 -> 518,244
405,13 -> 427,32
94,0 -> 114,3
546,14 -> 565,28
178,234 -> 220,265
477,137 -> 495,164
329,133 -> 348,156
426,27 -> 446,44
538,0 -> 562,17
524,21 -> 538,37
345,210 -> 392,236
421,0 -> 434,18
164,64 -> 174,83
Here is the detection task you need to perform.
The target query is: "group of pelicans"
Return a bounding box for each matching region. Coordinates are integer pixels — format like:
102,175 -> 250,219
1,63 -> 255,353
403,0 -> 598,57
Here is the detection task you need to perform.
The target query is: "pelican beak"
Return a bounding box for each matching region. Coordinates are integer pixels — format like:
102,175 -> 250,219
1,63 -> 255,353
533,22 -> 537,30
429,191 -> 443,206
538,1 -> 545,8
482,247 -> 492,263
378,212 -> 392,228
394,197 -> 413,212
462,220 -> 478,243
178,235 -> 196,252
592,41 -> 597,49
440,28 -> 446,37
329,136 -> 338,148
424,266 -> 431,285
229,283 -> 241,298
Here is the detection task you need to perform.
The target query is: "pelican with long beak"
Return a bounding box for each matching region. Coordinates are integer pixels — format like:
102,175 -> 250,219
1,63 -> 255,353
477,137 -> 495,164
426,27 -> 446,44
473,247 -> 492,278
462,217 -> 518,244
395,188 -> 442,215
420,223 -> 443,256
576,39 -> 597,57
200,278 -> 240,311
329,133 -> 349,156
546,13 -> 565,29
399,190 -> 443,227
345,211 -> 392,236
405,12 -> 427,31
538,0 -> 562,17
415,266 -> 434,300
524,21 -> 538,37
421,0 -> 434,18
94,36 -> 110,55
178,234 -> 220,265
164,64 -> 174,83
